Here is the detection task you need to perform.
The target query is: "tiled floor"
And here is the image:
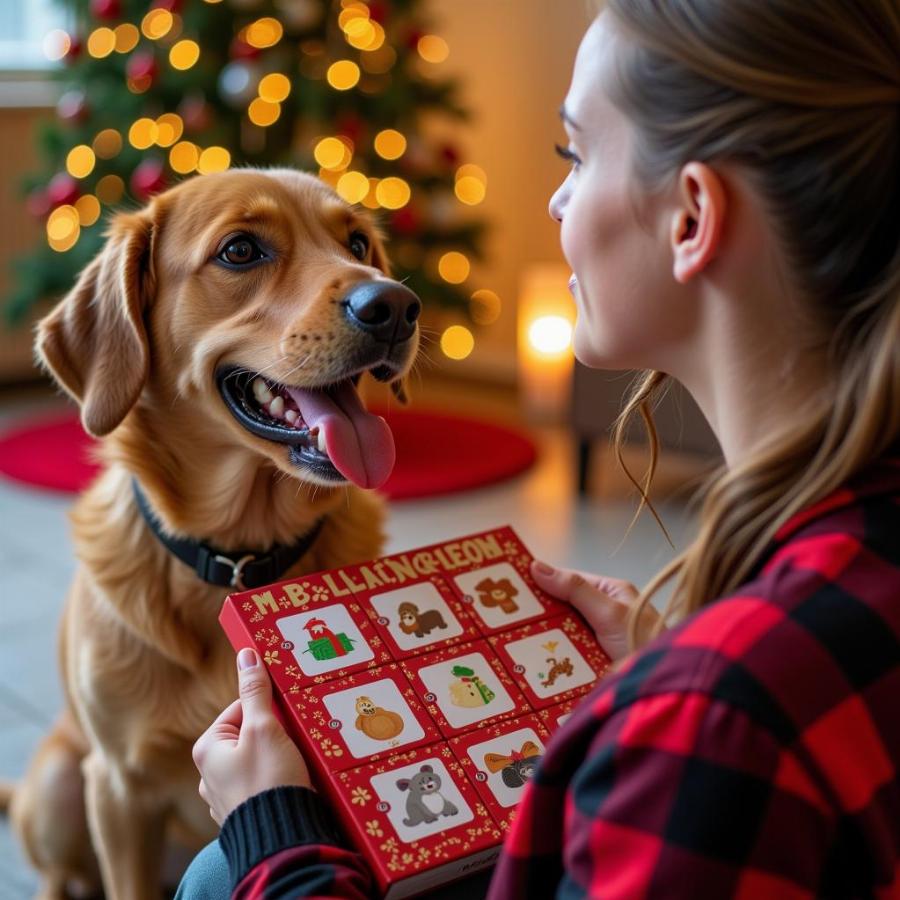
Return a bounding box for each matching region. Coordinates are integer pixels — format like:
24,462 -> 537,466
0,381 -> 705,898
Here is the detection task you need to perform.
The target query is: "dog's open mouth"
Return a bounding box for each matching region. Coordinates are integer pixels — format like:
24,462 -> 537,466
216,366 -> 397,489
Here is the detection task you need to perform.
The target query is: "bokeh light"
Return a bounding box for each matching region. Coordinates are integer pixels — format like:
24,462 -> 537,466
245,18 -> 283,49
375,177 -> 411,209
259,73 -> 291,102
374,129 -> 406,160
418,35 -> 449,63
169,40 -> 200,70
66,145 -> 95,179
96,174 -> 125,205
337,171 -> 370,204
441,325 -> 475,360
114,23 -> 139,53
470,289 -> 502,325
327,60 -> 361,90
128,117 -> 158,149
170,141 -> 200,174
141,9 -> 173,40
87,28 -> 116,58
438,251 -> 470,284
528,315 -> 573,354
75,195 -> 101,227
248,98 -> 281,127
198,146 -> 231,174
93,129 -> 122,159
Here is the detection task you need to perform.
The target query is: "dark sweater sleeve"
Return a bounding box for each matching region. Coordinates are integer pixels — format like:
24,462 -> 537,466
218,786 -> 375,899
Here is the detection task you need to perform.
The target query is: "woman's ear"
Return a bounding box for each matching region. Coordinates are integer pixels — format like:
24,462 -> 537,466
35,206 -> 157,437
670,161 -> 726,284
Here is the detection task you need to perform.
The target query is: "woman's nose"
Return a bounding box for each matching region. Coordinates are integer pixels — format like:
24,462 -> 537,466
549,184 -> 566,222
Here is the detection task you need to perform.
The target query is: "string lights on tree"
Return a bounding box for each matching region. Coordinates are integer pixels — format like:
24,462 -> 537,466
7,0 -> 503,361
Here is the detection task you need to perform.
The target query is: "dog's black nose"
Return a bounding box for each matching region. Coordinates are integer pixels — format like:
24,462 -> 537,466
343,281 -> 421,343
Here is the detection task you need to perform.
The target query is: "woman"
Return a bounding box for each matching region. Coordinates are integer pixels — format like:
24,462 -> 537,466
181,1 -> 900,896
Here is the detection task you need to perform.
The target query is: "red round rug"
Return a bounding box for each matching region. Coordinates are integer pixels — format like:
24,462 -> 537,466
0,407 -> 537,501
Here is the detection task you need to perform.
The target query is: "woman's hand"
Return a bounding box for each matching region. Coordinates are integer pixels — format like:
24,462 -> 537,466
530,560 -> 662,660
192,648 -> 312,826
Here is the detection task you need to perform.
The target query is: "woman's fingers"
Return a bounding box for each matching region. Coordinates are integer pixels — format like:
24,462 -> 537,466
531,559 -> 658,660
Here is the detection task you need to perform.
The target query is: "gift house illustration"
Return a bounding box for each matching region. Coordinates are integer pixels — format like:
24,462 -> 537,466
302,615 -> 356,660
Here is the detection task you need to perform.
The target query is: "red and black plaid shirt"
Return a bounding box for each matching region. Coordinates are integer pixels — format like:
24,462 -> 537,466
219,458 -> 900,899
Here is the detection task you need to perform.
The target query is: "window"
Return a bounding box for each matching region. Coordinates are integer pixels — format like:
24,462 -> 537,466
0,0 -> 72,71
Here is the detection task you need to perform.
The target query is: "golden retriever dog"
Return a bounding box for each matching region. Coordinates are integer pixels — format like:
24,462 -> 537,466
3,168 -> 420,899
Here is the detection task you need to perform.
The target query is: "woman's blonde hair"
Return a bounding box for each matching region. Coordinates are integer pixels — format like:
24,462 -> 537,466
598,0 -> 900,650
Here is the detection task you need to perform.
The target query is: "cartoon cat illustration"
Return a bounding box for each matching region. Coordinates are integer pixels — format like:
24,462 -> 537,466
484,740 -> 543,788
396,764 -> 459,826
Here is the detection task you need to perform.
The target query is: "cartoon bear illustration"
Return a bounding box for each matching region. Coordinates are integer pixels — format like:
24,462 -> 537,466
396,601 -> 447,638
396,764 -> 459,826
474,577 -> 519,614
354,696 -> 404,742
447,665 -> 496,708
484,740 -> 543,788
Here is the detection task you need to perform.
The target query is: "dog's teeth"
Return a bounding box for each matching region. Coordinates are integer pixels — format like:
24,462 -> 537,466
317,429 -> 328,454
269,396 -> 285,417
252,378 -> 273,403
285,409 -> 298,425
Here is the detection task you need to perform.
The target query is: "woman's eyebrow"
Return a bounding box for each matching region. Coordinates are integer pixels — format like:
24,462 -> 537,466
559,104 -> 581,130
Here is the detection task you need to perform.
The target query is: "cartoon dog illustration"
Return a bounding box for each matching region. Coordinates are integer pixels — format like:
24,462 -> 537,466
448,664 -> 495,708
354,696 -> 404,741
484,740 -> 543,788
474,576 -> 519,614
396,764 -> 459,826
396,601 -> 447,638
540,656 -> 574,688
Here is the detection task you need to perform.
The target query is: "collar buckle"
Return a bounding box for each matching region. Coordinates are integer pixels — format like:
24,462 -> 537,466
214,553 -> 256,590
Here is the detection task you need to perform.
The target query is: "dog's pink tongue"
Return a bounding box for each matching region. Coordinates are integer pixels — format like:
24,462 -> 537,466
285,381 -> 395,489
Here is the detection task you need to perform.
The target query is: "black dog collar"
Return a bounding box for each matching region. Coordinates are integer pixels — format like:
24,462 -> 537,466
132,478 -> 325,591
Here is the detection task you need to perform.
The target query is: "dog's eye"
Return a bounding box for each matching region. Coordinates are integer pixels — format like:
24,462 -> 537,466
217,235 -> 266,267
349,231 -> 369,261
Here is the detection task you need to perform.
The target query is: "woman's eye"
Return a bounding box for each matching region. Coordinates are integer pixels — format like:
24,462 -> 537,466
349,231 -> 369,261
554,142 -> 581,171
217,235 -> 266,267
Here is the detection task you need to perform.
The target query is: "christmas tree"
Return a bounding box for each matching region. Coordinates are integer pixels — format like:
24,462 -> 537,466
7,0 -> 500,360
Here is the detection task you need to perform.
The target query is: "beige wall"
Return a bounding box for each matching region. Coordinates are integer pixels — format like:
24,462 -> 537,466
431,0 -> 592,382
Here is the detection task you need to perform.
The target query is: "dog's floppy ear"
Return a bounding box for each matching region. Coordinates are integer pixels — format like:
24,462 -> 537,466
35,207 -> 156,437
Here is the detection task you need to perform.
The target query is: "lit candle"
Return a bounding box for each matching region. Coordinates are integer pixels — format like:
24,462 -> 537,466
517,263 -> 575,422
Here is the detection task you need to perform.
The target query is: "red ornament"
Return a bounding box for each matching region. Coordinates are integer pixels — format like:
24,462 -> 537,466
439,143 -> 460,167
126,50 -> 158,84
368,1 -> 389,25
177,94 -> 213,132
90,0 -> 121,20
57,90 -> 89,124
151,0 -> 183,11
131,159 -> 168,201
47,173 -> 81,207
230,36 -> 261,61
390,205 -> 421,237
64,34 -> 83,64
26,187 -> 53,219
336,112 -> 365,145
405,28 -> 424,51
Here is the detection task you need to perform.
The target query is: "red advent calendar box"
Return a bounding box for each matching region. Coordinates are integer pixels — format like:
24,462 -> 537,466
219,525 -> 613,899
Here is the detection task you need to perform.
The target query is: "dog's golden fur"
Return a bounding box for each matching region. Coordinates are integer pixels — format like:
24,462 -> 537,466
7,168 -> 418,899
